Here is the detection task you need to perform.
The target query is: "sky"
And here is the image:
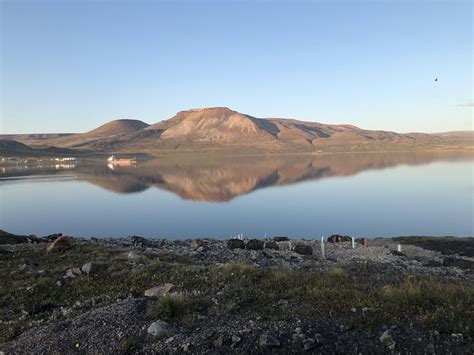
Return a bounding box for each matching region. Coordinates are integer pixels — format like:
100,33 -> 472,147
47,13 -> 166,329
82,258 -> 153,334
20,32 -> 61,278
1,0 -> 472,134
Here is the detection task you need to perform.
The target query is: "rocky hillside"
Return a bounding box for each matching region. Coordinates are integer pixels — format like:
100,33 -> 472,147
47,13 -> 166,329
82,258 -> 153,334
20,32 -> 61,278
1,233 -> 473,354
32,119 -> 150,149
4,108 -> 473,154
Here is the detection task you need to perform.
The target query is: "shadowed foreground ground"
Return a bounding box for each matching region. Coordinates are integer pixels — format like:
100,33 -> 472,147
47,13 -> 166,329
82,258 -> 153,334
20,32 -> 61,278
0,233 -> 473,354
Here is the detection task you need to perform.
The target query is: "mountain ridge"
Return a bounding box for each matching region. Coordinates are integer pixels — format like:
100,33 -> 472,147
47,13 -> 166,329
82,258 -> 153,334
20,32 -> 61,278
1,107 -> 472,154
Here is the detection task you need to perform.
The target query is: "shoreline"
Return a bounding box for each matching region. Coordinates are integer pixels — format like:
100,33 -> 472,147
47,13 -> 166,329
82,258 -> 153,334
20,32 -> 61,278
1,232 -> 473,353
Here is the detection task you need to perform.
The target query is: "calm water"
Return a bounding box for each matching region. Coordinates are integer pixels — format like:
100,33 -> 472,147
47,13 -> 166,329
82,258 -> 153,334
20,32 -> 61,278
1,152 -> 473,239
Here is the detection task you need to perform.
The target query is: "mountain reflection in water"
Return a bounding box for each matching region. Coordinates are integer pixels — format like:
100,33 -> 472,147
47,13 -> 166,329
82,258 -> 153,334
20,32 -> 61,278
2,151 -> 472,202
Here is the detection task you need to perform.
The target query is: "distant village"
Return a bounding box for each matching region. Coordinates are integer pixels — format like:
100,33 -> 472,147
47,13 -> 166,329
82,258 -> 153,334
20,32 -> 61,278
0,156 -> 77,165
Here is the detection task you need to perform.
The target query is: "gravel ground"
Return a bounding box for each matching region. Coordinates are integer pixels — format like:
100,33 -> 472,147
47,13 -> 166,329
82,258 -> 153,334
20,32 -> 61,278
0,232 -> 473,354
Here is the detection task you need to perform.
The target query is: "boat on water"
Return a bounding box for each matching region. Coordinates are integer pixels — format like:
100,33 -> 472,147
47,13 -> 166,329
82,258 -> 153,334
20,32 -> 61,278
106,155 -> 137,166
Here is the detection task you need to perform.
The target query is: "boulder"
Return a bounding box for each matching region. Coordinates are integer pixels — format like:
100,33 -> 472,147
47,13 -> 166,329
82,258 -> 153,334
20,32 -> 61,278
213,335 -> 225,348
259,334 -> 280,348
147,320 -> 174,336
273,236 -> 289,242
227,239 -> 245,249
190,239 -> 208,251
127,251 -> 141,261
379,330 -> 396,350
144,283 -> 174,297
46,236 -> 72,253
293,244 -> 313,255
65,268 -> 82,278
81,262 -> 98,276
264,241 -> 280,250
130,236 -> 148,247
246,239 -> 264,250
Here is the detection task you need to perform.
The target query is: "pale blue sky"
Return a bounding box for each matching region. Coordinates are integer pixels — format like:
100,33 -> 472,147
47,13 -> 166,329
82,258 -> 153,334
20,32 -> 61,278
1,0 -> 472,134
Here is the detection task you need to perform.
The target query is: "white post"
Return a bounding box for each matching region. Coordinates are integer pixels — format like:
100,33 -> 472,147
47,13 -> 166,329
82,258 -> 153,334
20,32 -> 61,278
321,236 -> 326,259
397,244 -> 401,252
351,237 -> 355,249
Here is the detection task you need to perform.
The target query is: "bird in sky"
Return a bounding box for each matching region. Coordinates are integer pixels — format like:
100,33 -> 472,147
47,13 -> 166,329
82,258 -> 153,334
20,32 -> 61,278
435,78 -> 438,82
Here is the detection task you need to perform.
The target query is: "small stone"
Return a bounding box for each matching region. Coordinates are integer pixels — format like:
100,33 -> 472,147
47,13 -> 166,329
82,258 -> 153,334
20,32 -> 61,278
65,268 -> 81,278
379,330 -> 396,350
227,239 -> 245,249
147,320 -> 173,336
249,250 -> 258,260
213,335 -> 225,348
259,334 -> 280,348
231,335 -> 241,344
46,236 -> 72,253
128,251 -> 141,261
351,307 -> 357,313
246,239 -> 264,250
304,339 -> 317,350
144,283 -> 174,297
294,327 -> 302,334
81,262 -> 98,276
293,244 -> 313,255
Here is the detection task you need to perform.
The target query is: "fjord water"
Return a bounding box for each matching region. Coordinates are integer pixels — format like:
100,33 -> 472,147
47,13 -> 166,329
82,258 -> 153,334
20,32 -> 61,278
1,152 -> 472,239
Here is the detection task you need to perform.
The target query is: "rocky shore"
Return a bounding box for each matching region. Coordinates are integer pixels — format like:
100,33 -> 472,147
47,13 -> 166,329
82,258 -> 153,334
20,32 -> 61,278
0,231 -> 473,354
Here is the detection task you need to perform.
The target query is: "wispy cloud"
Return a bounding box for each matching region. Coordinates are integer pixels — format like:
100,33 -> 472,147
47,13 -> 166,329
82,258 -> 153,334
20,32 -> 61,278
457,101 -> 474,107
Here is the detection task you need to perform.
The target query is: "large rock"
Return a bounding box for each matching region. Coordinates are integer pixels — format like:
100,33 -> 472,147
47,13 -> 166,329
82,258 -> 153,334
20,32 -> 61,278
127,251 -> 141,261
379,330 -> 396,350
147,320 -> 174,336
81,262 -> 98,276
264,241 -> 280,250
227,239 -> 245,249
259,334 -> 280,348
46,236 -> 72,253
130,236 -> 148,247
246,239 -> 264,250
190,239 -> 208,252
293,244 -> 313,255
144,283 -> 174,297
65,268 -> 82,278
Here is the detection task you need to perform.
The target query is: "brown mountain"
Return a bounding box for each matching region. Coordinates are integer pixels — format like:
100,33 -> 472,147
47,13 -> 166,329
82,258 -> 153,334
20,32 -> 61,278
4,108 -> 473,154
31,119 -> 150,149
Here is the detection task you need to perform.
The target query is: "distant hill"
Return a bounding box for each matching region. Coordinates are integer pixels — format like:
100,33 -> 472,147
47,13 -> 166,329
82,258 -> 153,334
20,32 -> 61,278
0,140 -> 79,156
3,108 -> 473,154
31,119 -> 150,149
